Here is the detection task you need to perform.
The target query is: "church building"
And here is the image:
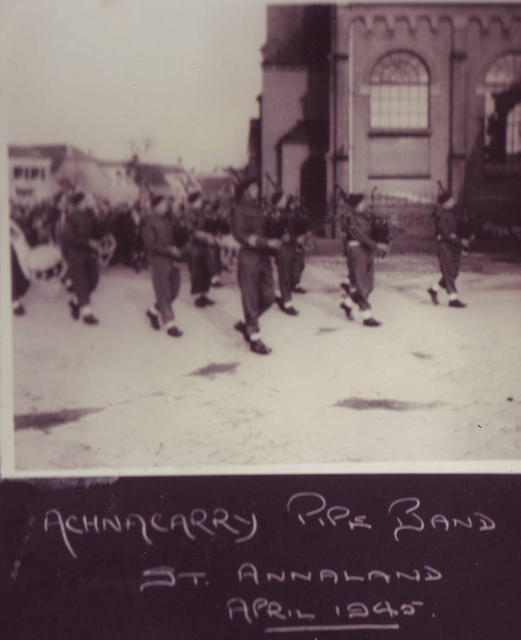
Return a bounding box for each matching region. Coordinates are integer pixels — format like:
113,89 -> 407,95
256,3 -> 521,233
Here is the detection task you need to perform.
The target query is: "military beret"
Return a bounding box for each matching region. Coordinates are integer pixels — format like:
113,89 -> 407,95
187,191 -> 202,204
271,190 -> 285,206
151,194 -> 165,208
437,190 -> 452,206
70,192 -> 85,205
345,193 -> 365,208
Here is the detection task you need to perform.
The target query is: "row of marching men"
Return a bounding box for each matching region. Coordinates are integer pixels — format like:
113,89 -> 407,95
10,179 -> 472,355
142,186 -> 311,338
9,190 -> 237,324
230,180 -> 473,355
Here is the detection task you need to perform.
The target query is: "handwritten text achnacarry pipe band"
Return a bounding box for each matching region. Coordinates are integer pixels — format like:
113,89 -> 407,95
43,492 -> 496,559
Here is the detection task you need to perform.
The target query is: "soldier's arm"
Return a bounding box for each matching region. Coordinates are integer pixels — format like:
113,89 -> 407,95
142,218 -> 173,257
232,205 -> 271,250
438,214 -> 463,247
61,214 -> 92,250
346,217 -> 378,251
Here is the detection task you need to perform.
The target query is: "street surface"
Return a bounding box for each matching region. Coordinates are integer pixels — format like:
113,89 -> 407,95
11,250 -> 521,472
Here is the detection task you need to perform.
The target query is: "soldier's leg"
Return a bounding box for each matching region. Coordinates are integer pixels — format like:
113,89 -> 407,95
349,248 -> 381,326
152,262 -> 175,326
438,244 -> 457,294
340,250 -> 355,319
347,248 -> 370,310
276,246 -> 297,314
87,255 -> 99,295
447,248 -> 465,307
79,256 -> 100,323
210,244 -> 223,286
170,265 -> 181,306
191,244 -> 214,306
237,252 -> 261,337
258,255 -> 276,318
292,246 -> 306,292
67,252 -> 90,307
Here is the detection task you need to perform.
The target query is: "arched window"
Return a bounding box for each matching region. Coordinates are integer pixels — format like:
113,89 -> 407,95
370,51 -> 430,130
484,52 -> 521,169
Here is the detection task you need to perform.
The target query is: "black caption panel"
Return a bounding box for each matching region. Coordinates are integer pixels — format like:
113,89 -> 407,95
0,475 -> 520,639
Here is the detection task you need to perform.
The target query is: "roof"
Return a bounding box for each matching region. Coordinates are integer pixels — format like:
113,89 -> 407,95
197,174 -> 234,198
32,144 -> 94,172
8,145 -> 48,159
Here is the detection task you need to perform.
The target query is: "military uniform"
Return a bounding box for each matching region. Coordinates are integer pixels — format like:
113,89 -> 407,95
232,198 -> 276,342
187,206 -> 215,305
61,205 -> 101,322
289,205 -> 310,293
428,198 -> 468,307
142,211 -> 183,331
343,210 -> 379,311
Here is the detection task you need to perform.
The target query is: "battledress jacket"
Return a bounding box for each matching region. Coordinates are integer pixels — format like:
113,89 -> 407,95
232,201 -> 272,251
343,211 -> 380,253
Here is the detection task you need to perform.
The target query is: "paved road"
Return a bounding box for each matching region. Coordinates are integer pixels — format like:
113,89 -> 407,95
10,253 -> 521,473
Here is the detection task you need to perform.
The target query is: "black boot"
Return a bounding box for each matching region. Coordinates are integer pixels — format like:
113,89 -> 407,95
363,317 -> 381,327
340,302 -> 354,320
234,320 -> 250,343
13,302 -> 26,316
146,309 -> 161,330
427,288 -> 439,306
250,338 -> 271,355
69,300 -> 80,320
167,325 -> 183,337
83,313 -> 99,325
449,299 -> 467,308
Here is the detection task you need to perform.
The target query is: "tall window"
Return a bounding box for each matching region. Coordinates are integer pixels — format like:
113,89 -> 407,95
484,52 -> 521,171
370,51 -> 430,130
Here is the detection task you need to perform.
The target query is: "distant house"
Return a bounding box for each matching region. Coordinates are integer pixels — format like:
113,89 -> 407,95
196,172 -> 234,202
32,144 -> 112,200
8,146 -> 53,204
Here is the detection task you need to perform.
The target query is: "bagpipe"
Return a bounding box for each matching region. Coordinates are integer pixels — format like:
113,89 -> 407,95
335,184 -> 393,247
264,172 -> 311,242
456,211 -> 476,243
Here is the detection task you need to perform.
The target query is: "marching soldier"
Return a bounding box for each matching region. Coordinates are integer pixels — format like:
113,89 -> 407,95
232,179 -> 281,355
270,191 -> 299,316
187,193 -> 216,307
427,191 -> 469,308
142,194 -> 187,337
61,192 -> 102,325
339,192 -> 388,327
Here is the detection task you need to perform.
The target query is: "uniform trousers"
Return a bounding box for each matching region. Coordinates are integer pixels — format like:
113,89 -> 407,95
346,245 -> 374,311
437,243 -> 461,294
66,248 -> 99,307
188,242 -> 212,295
150,257 -> 181,325
238,248 -> 275,335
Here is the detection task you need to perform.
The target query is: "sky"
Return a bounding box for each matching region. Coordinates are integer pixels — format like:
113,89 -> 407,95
0,0 -> 267,171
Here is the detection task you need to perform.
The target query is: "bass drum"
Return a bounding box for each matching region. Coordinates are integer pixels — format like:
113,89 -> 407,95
25,243 -> 67,297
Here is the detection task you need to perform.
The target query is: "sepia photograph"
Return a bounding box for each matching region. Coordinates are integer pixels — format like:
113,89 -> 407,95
1,0 -> 521,474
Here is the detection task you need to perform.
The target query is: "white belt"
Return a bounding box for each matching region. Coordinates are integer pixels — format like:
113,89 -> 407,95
347,240 -> 361,248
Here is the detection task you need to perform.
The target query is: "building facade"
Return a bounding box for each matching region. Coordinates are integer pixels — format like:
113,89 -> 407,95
259,3 -> 521,233
8,146 -> 53,204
